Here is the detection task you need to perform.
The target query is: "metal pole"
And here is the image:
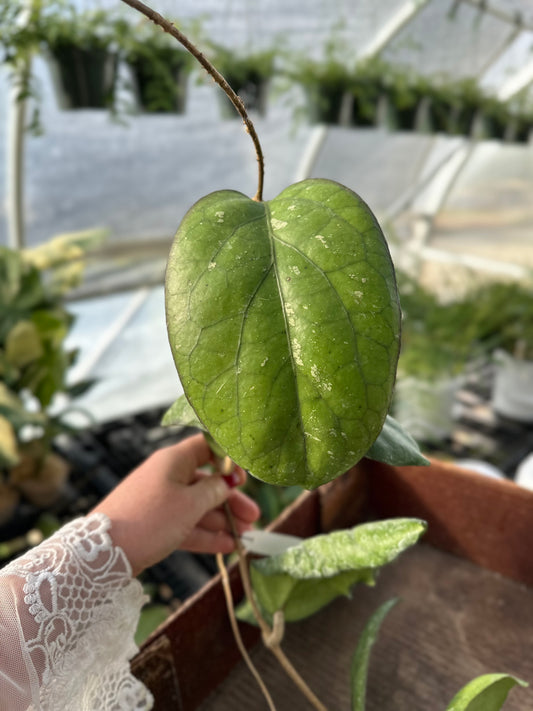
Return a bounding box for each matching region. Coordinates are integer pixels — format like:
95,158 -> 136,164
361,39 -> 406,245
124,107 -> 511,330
357,0 -> 430,60
6,74 -> 29,249
5,0 -> 34,249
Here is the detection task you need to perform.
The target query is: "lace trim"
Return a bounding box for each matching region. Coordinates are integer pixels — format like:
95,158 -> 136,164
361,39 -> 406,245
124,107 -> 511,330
3,513 -> 154,710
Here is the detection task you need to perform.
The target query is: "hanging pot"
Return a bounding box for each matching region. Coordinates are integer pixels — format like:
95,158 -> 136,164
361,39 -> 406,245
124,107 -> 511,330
303,82 -> 346,125
128,49 -> 190,114
505,116 -> 532,144
47,43 -> 118,110
473,110 -> 507,141
220,73 -> 270,119
447,102 -> 479,137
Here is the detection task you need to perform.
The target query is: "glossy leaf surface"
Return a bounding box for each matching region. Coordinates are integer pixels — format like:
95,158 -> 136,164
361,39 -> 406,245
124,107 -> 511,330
351,598 -> 398,711
445,673 -> 528,711
249,518 -> 425,622
166,179 -> 400,487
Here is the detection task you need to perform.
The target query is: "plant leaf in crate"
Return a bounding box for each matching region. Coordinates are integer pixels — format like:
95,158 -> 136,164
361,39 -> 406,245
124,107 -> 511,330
445,673 -> 528,711
248,518 -> 425,622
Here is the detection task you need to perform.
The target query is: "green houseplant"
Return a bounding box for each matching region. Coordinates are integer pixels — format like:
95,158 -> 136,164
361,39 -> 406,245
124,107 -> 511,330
121,18 -> 194,114
462,280 -> 533,422
391,273 -> 481,443
38,2 -> 127,110
0,232 -> 99,519
208,43 -> 277,118
288,42 -> 355,126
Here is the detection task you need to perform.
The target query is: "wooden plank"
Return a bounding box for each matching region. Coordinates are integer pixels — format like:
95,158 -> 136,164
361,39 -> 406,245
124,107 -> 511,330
363,458 -> 533,586
198,545 -> 533,710
130,636 -> 182,711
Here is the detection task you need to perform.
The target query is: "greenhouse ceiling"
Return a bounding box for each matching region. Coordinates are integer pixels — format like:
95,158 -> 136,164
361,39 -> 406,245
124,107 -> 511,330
1,0 -> 532,289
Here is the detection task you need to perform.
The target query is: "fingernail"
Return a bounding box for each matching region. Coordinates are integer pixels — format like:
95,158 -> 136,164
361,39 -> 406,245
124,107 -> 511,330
222,472 -> 240,488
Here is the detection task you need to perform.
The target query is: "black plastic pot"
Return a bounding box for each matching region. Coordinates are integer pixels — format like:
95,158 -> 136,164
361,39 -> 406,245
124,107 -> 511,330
48,43 -> 118,110
303,82 -> 349,125
128,48 -> 190,114
219,72 -> 270,119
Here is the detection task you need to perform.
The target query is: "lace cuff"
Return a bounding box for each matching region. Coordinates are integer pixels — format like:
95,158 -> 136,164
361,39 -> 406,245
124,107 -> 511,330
0,513 -> 154,711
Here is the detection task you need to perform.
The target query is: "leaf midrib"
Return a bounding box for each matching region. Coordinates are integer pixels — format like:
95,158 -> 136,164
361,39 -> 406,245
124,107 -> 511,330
265,201 -> 312,483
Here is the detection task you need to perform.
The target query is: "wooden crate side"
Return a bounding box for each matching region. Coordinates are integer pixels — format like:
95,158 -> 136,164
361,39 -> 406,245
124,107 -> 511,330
363,457 -> 533,586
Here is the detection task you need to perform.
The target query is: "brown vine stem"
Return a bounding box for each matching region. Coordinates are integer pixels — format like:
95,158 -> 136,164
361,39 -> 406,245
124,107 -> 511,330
119,0 -> 265,201
220,452 -> 329,711
216,553 -> 277,711
223,499 -> 329,711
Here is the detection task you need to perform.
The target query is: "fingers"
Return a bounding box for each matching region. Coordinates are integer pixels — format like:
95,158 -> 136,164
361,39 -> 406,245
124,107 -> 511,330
155,434 -> 213,485
186,474 -> 232,523
197,507 -> 256,535
176,432 -> 213,468
226,488 -> 261,523
179,527 -> 237,555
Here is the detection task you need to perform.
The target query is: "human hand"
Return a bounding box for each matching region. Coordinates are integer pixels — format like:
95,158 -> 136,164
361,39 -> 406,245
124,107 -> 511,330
92,433 -> 261,577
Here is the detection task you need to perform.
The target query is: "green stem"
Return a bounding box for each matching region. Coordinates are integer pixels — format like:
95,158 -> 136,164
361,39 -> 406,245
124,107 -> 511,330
118,0 -> 265,201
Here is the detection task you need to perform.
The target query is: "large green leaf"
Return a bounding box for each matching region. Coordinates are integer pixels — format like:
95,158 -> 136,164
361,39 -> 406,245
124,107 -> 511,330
166,179 -> 400,487
366,415 -> 430,466
248,518 -> 425,622
445,673 -> 528,711
351,598 -> 398,711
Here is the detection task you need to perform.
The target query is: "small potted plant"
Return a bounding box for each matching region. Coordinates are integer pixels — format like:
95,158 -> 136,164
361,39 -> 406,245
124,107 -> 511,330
392,274 -> 481,443
121,19 -> 194,114
443,77 -> 486,137
377,65 -> 424,132
0,232 -> 99,530
349,57 -> 388,128
464,280 -> 533,422
287,35 -> 357,126
208,43 -> 277,119
38,2 -> 126,110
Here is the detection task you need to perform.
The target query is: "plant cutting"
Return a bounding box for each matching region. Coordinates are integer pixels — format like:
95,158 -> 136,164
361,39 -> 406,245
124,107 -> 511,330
115,2 -> 529,708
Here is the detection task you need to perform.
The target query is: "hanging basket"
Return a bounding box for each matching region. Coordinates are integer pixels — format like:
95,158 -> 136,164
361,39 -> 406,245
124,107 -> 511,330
447,102 -> 479,137
127,48 -> 190,114
504,115 -> 532,144
219,73 -> 270,119
350,90 -> 379,128
303,83 -> 348,125
47,43 -> 118,110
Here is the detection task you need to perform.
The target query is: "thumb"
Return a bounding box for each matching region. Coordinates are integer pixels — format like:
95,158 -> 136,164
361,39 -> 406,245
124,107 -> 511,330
188,474 -> 231,522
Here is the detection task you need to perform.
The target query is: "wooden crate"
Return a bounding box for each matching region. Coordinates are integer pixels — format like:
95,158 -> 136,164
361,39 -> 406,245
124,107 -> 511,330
132,458 -> 533,710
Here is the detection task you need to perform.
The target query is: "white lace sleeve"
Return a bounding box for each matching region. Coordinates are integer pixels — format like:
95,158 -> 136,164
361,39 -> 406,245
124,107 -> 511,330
0,513 -> 154,711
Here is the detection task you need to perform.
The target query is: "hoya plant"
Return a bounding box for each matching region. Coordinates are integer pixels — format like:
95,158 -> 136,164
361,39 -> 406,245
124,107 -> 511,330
118,1 -> 528,709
